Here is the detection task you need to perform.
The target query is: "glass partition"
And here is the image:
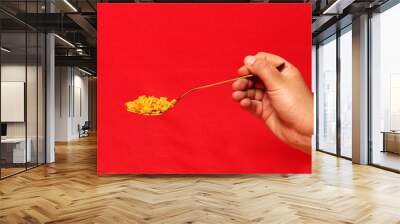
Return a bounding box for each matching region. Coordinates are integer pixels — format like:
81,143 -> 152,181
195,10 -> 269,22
38,32 -> 45,165
317,35 -> 337,154
27,30 -> 38,169
26,0 -> 44,169
1,30 -> 28,177
0,1 -> 46,179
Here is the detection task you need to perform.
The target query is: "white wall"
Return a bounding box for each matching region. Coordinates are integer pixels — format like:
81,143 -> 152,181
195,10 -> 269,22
72,73 -> 89,138
55,66 -> 70,141
1,64 -> 39,138
1,63 -> 46,164
88,78 -> 97,132
1,65 -> 26,140
55,67 -> 89,141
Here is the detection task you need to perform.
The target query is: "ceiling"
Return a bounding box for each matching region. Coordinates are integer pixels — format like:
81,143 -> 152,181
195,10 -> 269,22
0,0 -> 392,74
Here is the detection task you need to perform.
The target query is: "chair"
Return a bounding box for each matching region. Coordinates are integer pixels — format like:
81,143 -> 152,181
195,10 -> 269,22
79,121 -> 90,138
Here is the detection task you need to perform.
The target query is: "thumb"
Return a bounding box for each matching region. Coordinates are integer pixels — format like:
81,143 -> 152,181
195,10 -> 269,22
244,55 -> 284,91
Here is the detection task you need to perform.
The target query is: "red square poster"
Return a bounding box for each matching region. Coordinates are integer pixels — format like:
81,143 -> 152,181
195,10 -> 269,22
98,3 -> 311,174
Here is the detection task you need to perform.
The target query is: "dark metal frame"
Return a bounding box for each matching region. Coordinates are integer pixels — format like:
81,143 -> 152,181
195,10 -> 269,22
367,10 -> 373,166
336,26 -> 341,159
315,32 -> 339,156
315,23 -> 353,161
25,1 -> 28,171
315,44 -> 319,151
338,24 -> 353,161
0,17 -> 2,179
44,0 -> 47,165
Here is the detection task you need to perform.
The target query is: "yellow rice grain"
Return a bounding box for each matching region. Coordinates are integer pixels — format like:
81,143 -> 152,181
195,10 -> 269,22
125,95 -> 177,116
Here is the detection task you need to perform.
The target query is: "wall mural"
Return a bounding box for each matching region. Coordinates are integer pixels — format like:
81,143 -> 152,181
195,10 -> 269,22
98,3 -> 312,174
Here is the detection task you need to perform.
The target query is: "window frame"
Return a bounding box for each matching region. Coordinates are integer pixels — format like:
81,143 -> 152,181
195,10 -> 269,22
367,0 -> 400,173
315,23 -> 353,160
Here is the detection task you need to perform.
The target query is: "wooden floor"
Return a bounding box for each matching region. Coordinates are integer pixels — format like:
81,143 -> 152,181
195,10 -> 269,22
1,135 -> 400,224
1,167 -> 26,178
372,151 -> 400,171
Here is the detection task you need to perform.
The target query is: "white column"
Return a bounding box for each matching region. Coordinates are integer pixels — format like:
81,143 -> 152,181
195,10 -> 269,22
352,14 -> 369,164
46,32 -> 55,163
45,0 -> 56,163
55,67 -> 73,141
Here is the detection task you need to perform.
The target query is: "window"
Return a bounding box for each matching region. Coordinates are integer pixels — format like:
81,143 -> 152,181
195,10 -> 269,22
317,35 -> 337,154
339,27 -> 352,158
370,2 -> 400,171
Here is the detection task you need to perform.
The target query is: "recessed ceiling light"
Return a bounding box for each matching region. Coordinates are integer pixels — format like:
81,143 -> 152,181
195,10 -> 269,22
54,34 -> 75,48
1,47 -> 11,53
323,0 -> 355,15
63,0 -> 78,12
78,67 -> 93,76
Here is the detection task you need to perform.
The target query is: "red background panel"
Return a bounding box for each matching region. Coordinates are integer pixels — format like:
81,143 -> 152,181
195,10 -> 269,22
98,3 -> 312,174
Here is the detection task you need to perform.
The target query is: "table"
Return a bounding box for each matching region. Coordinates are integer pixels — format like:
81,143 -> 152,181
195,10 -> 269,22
1,138 -> 31,164
381,131 -> 400,154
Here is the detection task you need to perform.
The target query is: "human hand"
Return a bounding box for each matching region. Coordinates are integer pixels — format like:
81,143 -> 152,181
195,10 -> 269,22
232,52 -> 313,153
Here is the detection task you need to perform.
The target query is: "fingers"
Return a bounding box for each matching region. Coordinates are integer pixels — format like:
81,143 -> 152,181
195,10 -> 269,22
249,99 -> 263,116
232,90 -> 246,101
239,52 -> 289,74
232,75 -> 265,103
232,88 -> 264,102
232,79 -> 254,91
246,88 -> 264,100
239,98 -> 251,107
256,52 -> 289,70
243,53 -> 285,91
238,66 -> 250,76
239,98 -> 263,116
